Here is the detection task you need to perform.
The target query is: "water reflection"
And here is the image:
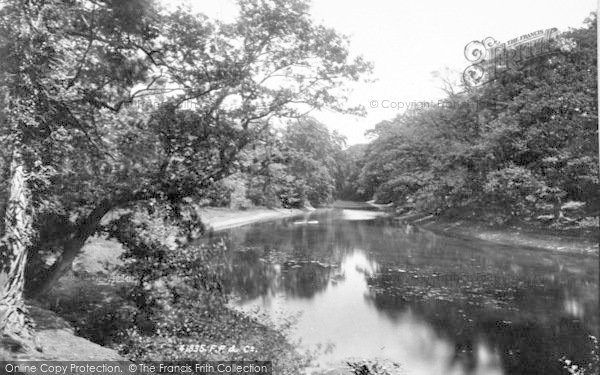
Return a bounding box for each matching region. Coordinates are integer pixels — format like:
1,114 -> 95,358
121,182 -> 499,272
212,209 -> 598,375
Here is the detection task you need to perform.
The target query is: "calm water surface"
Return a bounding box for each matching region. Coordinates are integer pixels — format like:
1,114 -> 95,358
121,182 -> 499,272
214,209 -> 598,375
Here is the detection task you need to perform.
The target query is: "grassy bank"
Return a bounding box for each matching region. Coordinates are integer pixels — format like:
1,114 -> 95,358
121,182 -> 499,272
197,206 -> 305,231
396,214 -> 598,256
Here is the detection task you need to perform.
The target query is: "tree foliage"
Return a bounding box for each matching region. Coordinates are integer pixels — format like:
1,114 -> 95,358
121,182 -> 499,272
243,117 -> 346,208
0,0 -> 371,298
356,16 -> 598,223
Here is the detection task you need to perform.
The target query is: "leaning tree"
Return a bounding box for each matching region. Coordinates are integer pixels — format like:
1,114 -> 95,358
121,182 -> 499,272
0,0 -> 371,351
0,0 -> 166,350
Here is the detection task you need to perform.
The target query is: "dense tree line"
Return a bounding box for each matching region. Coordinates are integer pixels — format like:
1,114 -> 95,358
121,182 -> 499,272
207,117 -> 347,209
353,16 -> 598,223
0,0 -> 370,352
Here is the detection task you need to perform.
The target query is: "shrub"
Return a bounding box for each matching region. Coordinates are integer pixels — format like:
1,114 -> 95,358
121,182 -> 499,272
483,165 -> 543,218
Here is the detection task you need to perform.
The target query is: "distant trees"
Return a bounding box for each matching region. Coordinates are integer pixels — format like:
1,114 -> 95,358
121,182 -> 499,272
0,0 -> 370,350
279,118 -> 346,207
335,144 -> 369,201
356,15 -> 598,223
244,117 -> 346,208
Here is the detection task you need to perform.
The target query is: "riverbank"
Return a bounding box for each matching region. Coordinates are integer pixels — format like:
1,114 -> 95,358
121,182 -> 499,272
1,304 -> 126,361
326,201 -> 597,256
397,213 -> 598,256
333,200 -> 597,256
12,206 -> 307,362
197,206 -> 306,232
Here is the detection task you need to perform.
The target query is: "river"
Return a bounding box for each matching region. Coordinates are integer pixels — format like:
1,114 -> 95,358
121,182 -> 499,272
213,208 -> 598,375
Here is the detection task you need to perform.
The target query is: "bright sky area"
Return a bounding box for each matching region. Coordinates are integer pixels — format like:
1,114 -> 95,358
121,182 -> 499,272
169,0 -> 597,145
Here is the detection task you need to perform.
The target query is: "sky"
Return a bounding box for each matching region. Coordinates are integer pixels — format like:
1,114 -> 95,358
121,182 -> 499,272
171,0 -> 597,145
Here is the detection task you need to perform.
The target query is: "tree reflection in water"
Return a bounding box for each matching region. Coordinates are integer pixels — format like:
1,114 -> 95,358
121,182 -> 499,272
208,209 -> 598,375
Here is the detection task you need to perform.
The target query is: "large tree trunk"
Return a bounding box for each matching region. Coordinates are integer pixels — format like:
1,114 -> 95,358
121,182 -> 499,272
27,200 -> 115,299
26,189 -> 188,298
25,189 -> 156,298
0,147 -> 39,352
